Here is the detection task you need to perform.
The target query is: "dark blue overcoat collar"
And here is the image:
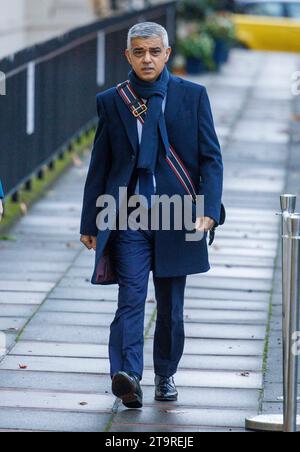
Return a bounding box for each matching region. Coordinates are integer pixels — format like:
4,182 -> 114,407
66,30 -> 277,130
113,74 -> 186,155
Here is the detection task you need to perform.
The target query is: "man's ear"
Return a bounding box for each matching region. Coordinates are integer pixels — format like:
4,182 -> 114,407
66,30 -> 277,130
125,49 -> 132,66
165,47 -> 172,63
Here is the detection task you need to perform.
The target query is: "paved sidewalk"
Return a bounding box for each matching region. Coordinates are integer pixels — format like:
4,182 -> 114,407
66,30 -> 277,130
0,50 -> 298,432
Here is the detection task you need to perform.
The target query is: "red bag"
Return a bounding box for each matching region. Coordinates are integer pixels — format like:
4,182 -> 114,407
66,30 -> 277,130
95,247 -> 117,285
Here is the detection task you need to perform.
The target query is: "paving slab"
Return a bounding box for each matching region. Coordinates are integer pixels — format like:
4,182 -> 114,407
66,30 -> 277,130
56,277 -> 123,290
0,251 -> 76,262
12,227 -> 79,236
29,312 -> 117,327
0,293 -> 47,305
139,369 -> 262,389
76,254 -> 275,268
0,354 -> 262,375
205,266 -> 273,279
0,273 -> 62,283
0,370 -> 112,393
0,389 -> 115,412
186,277 -> 271,292
0,355 -> 111,374
109,424 -> 245,432
144,338 -> 264,356
140,386 -> 259,409
183,299 -> 268,311
0,241 -> 81,252
9,343 -> 261,374
170,323 -> 266,340
212,237 -> 277,252
47,287 -> 154,301
39,299 -> 154,315
209,247 -> 275,258
0,409 -> 111,432
216,232 -> 270,246
166,355 -> 262,372
10,341 -> 108,358
113,407 -> 257,429
19,325 -> 111,344
183,289 -> 270,302
0,263 -> 68,272
183,309 -> 268,323
220,222 -> 279,233
0,318 -> 27,332
0,305 -> 37,317
19,216 -> 79,227
0,281 -> 55,292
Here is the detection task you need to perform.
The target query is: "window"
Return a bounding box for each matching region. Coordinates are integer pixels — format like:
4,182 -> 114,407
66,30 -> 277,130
286,2 -> 300,18
243,2 -> 284,17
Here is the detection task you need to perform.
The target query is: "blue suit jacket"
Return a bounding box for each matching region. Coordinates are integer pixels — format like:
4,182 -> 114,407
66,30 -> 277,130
0,180 -> 4,199
80,74 -> 224,284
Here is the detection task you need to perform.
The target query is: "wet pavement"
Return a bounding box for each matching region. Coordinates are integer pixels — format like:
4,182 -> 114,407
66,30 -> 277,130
0,49 -> 299,432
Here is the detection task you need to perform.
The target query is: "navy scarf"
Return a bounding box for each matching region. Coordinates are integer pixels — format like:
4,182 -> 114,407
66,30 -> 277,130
128,66 -> 171,175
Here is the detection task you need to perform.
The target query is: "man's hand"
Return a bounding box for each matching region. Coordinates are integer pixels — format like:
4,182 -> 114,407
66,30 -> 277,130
195,217 -> 216,232
0,200 -> 3,223
80,235 -> 97,250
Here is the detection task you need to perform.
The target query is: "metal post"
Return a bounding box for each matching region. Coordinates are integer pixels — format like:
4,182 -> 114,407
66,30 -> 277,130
245,195 -> 300,432
281,195 -> 297,430
284,214 -> 300,431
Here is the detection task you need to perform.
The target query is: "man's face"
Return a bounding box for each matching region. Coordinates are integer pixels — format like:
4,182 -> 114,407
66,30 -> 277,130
125,36 -> 172,82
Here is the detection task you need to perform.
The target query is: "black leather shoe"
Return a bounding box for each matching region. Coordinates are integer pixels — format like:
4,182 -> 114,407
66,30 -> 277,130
112,371 -> 143,409
155,375 -> 178,402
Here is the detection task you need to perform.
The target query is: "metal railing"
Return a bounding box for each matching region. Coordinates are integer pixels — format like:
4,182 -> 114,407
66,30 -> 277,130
0,1 -> 177,199
246,194 -> 300,432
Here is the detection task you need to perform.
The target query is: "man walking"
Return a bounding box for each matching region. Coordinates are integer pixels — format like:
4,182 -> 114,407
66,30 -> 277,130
80,22 -> 224,409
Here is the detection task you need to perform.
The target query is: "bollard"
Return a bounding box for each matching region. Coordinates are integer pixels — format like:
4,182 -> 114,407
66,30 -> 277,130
245,195 -> 300,432
283,214 -> 300,431
281,195 -> 297,430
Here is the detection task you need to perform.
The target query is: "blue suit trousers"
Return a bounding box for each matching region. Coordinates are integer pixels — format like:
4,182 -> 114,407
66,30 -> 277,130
109,209 -> 187,380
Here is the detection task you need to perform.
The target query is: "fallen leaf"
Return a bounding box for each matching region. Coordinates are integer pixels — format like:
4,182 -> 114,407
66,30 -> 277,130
293,114 -> 300,122
240,372 -> 250,377
19,364 -> 28,370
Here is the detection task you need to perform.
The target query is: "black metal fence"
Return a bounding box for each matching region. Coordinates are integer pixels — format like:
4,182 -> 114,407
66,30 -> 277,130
0,2 -> 177,198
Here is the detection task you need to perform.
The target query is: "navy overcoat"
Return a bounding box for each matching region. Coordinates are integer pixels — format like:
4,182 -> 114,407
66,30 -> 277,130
80,73 -> 224,284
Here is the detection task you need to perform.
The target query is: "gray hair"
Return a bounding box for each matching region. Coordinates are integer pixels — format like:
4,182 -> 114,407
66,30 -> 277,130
127,22 -> 169,49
